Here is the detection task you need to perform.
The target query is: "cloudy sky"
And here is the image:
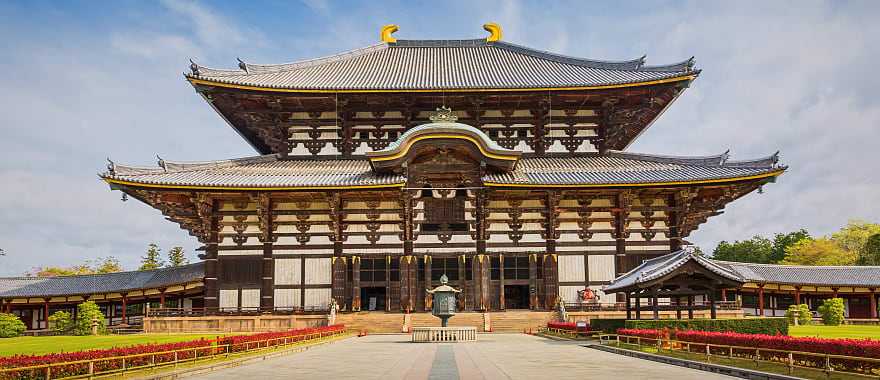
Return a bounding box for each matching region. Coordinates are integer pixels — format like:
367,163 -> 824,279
1,1 -> 878,275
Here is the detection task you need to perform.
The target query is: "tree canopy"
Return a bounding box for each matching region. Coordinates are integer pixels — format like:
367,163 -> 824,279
782,238 -> 857,265
140,243 -> 164,270
29,256 -> 122,277
166,246 -> 189,267
711,229 -> 809,264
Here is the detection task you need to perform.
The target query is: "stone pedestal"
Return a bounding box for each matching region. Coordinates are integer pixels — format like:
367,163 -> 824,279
411,326 -> 477,342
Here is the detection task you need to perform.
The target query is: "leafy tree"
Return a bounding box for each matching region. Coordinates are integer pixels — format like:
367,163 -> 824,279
48,311 -> 74,334
91,256 -> 122,273
831,220 -> 880,264
140,244 -> 164,270
29,261 -> 110,277
860,233 -> 880,266
712,236 -> 773,263
167,246 -> 189,267
782,238 -> 857,265
0,313 -> 26,338
817,298 -> 846,326
74,301 -> 107,335
769,229 -> 810,263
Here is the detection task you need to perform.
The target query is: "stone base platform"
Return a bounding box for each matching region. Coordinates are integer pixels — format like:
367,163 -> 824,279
411,326 -> 477,342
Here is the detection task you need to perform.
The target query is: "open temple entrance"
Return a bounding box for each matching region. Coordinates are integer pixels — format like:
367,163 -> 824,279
361,287 -> 386,311
504,285 -> 530,309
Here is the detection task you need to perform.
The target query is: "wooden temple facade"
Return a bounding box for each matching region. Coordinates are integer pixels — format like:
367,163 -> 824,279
100,24 -> 785,315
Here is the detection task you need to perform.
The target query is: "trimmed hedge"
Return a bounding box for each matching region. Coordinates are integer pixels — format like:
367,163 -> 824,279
624,318 -> 788,336
591,318 -> 627,333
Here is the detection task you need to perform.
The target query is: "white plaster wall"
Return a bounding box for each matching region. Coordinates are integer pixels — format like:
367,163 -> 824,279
558,255 -> 585,282
274,258 -> 301,285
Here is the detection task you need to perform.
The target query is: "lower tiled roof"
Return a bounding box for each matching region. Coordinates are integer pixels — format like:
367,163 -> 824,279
715,261 -> 880,287
102,151 -> 783,189
0,263 -> 204,298
604,249 -> 743,293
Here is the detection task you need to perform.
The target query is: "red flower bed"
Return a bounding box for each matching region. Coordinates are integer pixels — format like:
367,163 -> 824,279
0,325 -> 346,380
0,339 -> 217,380
547,321 -> 592,331
617,328 -> 663,339
675,330 -> 880,359
217,325 -> 345,353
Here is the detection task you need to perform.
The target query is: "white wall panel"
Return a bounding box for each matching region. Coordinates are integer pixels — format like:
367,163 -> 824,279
274,289 -> 301,308
219,289 -> 238,309
588,255 -> 615,282
558,286 -> 582,303
240,288 -> 260,309
304,288 -> 332,308
304,258 -> 331,285
557,255 -> 585,282
274,258 -> 301,285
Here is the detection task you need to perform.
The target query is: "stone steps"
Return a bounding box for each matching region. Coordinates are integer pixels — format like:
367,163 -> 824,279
334,312 -> 404,333
409,312 -> 485,331
489,310 -> 552,332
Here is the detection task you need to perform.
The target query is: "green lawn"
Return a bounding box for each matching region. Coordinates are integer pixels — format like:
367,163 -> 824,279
790,324 -> 880,339
0,334 -> 226,357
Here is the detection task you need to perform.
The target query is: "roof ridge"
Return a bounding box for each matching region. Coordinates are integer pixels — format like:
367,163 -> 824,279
712,260 -> 880,269
107,154 -> 279,177
606,150 -> 728,166
493,41 -> 647,71
1,262 -> 205,281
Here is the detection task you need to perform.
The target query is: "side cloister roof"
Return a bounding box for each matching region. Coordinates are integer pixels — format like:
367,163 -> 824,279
714,261 -> 880,288
101,150 -> 784,190
186,39 -> 697,91
0,263 -> 204,298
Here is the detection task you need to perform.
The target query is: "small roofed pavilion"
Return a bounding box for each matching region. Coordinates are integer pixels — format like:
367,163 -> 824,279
604,248 -> 744,320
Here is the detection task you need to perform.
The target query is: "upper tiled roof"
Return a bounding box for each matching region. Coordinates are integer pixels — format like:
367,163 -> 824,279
0,263 -> 204,298
715,261 -> 880,287
102,151 -> 783,190
604,248 -> 744,293
187,39 -> 697,91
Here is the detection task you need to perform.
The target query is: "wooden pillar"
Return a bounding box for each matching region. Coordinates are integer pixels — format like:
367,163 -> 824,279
261,242 -> 274,311
399,256 -> 412,312
385,255 -> 392,312
651,290 -> 659,320
203,198 -> 219,311
528,254 -> 538,310
351,256 -> 361,311
625,293 -> 632,320
870,289 -> 878,320
635,297 -> 641,320
159,289 -> 166,309
687,296 -> 694,319
458,255 -> 467,311
542,253 -> 558,309
721,288 -> 728,302
424,255 -> 432,311
794,286 -> 801,305
43,299 -> 49,330
832,287 -> 839,298
758,285 -> 765,316
121,295 -> 128,325
675,297 -> 682,319
709,290 -> 717,319
332,254 -> 347,309
499,254 -> 505,310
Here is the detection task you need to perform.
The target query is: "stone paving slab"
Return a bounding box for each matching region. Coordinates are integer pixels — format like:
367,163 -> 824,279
191,334 -> 738,380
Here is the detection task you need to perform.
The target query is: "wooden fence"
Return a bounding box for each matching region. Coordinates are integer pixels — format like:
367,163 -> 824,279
600,334 -> 880,378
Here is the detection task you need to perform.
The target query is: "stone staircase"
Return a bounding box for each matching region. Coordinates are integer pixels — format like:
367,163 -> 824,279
488,310 -> 552,332
334,312 -> 405,333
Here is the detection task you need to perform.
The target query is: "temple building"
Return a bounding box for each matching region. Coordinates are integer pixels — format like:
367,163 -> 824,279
97,24 -> 787,316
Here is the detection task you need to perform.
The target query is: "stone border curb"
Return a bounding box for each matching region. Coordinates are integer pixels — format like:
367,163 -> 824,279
589,344 -> 802,380
132,334 -> 355,380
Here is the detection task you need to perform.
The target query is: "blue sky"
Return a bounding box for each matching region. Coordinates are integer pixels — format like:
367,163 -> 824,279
1,1 -> 878,275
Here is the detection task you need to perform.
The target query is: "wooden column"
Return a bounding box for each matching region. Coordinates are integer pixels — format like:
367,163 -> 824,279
794,286 -> 801,305
424,255 -> 432,311
709,289 -> 717,319
385,255 -> 392,312
43,299 -> 49,329
542,253 -> 558,309
651,289 -> 659,320
121,295 -> 128,325
667,193 -> 681,252
474,255 -> 490,311
613,192 -> 631,303
635,297 -> 641,320
528,254 -> 538,310
351,256 -> 361,311
332,254 -> 347,309
399,256 -> 412,312
832,287 -> 839,298
458,255 -> 467,311
498,254 -> 505,310
625,293 -> 632,320
159,289 -> 166,309
687,296 -> 694,319
758,285 -> 765,316
675,297 -> 682,319
256,193 -> 275,312
721,288 -> 727,302
870,289 -> 878,320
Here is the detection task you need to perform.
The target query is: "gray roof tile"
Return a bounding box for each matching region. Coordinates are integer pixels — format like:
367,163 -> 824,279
188,39 -> 696,91
715,261 -> 880,287
0,263 -> 204,298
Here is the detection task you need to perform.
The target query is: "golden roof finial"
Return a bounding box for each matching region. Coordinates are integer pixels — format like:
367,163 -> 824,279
381,24 -> 399,43
483,22 -> 502,42
429,106 -> 458,123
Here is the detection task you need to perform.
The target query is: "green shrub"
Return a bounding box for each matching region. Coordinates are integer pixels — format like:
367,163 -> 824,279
590,318 -> 626,333
785,304 -> 812,325
625,317 -> 788,336
0,313 -> 26,338
48,311 -> 74,334
74,301 -> 107,335
818,298 -> 845,326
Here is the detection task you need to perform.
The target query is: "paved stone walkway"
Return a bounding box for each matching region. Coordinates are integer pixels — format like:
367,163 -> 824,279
192,334 -> 737,380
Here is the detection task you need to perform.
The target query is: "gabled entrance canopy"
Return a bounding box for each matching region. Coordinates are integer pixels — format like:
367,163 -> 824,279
367,108 -> 522,174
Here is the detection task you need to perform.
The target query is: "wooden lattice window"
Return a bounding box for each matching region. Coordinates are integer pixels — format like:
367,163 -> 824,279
422,197 -> 467,232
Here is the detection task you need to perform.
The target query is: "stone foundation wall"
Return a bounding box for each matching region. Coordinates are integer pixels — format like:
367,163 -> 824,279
143,314 -> 329,333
